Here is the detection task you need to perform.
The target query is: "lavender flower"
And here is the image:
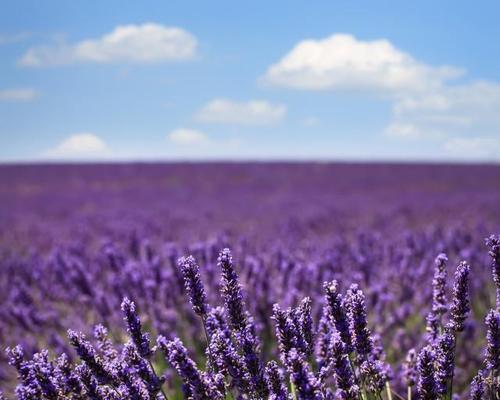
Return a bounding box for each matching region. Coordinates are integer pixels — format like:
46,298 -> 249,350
435,330 -> 456,395
486,234 -> 500,309
469,372 -> 485,400
324,281 -> 353,353
93,324 -> 118,362
273,304 -> 298,364
485,309 -> 499,371
346,284 -> 373,357
417,346 -> 438,400
296,297 -> 314,356
123,341 -> 163,396
402,348 -> 417,387
426,253 -> 448,341
67,329 -> 115,384
218,248 -> 247,332
328,333 -> 359,400
158,336 -> 219,399
208,328 -> 252,393
316,310 -> 333,369
448,261 -> 470,332
360,358 -> 389,394
287,348 -> 323,400
121,297 -> 152,359
179,255 -> 208,317
265,361 -> 289,400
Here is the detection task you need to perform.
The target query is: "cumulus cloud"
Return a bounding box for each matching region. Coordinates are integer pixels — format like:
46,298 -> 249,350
0,88 -> 38,102
45,133 -> 109,158
168,128 -> 209,145
196,98 -> 286,125
264,33 -> 462,94
19,23 -> 197,67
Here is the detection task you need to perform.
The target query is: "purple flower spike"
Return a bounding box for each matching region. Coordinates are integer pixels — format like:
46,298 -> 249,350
287,348 -> 323,400
417,346 -> 438,400
346,284 -> 373,357
485,309 -> 499,371
435,330 -> 456,395
469,371 -> 485,400
329,333 -> 359,400
67,329 -> 115,385
121,297 -> 152,358
324,281 -> 353,353
265,361 -> 289,400
403,348 -> 417,388
426,253 -> 448,342
179,255 -> 208,317
486,235 -> 500,309
218,248 -> 247,332
448,261 -> 470,332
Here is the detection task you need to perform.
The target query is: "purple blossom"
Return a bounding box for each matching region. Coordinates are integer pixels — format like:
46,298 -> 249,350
328,333 -> 359,400
179,255 -> 208,317
435,330 -> 456,395
324,281 -> 353,353
346,284 -> 373,357
469,372 -> 485,400
485,309 -> 499,371
486,235 -> 500,309
448,261 -> 470,332
402,348 -> 417,387
67,330 -> 115,385
426,253 -> 448,342
417,346 -> 438,400
265,361 -> 289,400
218,248 -> 247,332
121,298 -> 152,358
287,348 -> 323,400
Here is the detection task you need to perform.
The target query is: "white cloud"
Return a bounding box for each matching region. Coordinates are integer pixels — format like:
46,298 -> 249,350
196,98 -> 286,125
444,137 -> 500,160
387,80 -> 500,141
385,122 -> 424,139
45,133 -> 109,158
168,128 -> 208,145
0,88 -> 38,102
264,33 -> 462,94
19,23 -> 197,67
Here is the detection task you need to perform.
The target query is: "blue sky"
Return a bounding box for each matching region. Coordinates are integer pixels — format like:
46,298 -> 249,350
1,0 -> 500,162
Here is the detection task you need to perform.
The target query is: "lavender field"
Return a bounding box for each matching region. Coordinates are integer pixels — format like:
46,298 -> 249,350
1,163 -> 499,399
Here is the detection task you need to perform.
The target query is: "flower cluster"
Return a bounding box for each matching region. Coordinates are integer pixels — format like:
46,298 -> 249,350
2,240 -> 499,399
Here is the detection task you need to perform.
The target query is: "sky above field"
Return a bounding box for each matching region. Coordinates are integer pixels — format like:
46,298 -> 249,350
1,1 -> 500,162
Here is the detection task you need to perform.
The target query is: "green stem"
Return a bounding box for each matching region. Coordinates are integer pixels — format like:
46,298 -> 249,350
148,359 -> 169,400
291,380 -> 298,400
385,382 -> 393,400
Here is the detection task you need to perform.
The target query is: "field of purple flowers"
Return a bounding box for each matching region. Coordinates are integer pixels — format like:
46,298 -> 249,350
0,163 -> 499,399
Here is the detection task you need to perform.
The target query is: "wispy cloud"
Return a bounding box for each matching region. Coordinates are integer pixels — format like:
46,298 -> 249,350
444,137 -> 500,160
44,133 -> 110,159
0,88 -> 38,102
168,128 -> 209,145
0,32 -> 31,45
196,98 -> 286,125
19,23 -> 197,67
